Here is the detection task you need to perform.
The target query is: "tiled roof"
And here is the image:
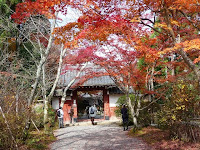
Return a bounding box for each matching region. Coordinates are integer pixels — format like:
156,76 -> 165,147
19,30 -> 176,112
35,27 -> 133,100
58,69 -> 116,88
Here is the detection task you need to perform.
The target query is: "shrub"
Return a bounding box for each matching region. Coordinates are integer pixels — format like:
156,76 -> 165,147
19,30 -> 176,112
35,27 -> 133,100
157,79 -> 200,142
0,103 -> 30,149
26,131 -> 56,150
32,104 -> 56,129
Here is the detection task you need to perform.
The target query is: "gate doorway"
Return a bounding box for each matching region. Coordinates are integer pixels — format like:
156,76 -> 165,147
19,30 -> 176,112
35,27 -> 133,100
77,90 -> 104,120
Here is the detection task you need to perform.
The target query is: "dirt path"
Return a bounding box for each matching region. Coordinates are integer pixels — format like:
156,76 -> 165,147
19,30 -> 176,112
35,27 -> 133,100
49,124 -> 150,150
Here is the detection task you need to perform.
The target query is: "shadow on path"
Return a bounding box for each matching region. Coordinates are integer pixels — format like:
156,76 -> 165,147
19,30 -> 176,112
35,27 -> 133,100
50,124 -> 150,150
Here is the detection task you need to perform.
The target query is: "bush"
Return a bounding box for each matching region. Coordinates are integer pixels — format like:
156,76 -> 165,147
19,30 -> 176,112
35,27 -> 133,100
157,79 -> 200,142
26,131 -> 56,150
32,104 -> 56,129
32,103 -> 45,128
0,105 -> 30,149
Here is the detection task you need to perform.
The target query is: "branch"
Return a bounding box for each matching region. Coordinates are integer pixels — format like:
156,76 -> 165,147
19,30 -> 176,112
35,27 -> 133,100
179,10 -> 200,31
22,43 -> 38,64
139,89 -> 168,111
140,21 -> 163,34
27,12 -> 58,106
30,16 -> 49,41
141,18 -> 155,25
47,45 -> 66,100
31,119 -> 40,133
60,62 -> 88,107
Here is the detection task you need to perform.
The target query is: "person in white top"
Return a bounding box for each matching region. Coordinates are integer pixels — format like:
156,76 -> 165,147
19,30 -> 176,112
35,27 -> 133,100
57,107 -> 64,128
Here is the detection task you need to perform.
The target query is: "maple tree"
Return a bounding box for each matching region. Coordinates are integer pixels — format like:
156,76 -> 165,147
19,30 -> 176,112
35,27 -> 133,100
7,0 -> 199,137
10,0 -> 92,133
62,34 -> 166,127
55,0 -> 200,127
131,0 -> 200,91
11,0 -> 69,134
60,0 -> 199,91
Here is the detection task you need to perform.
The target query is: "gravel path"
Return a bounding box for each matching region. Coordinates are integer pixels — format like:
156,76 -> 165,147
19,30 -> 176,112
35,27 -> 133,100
49,123 -> 150,150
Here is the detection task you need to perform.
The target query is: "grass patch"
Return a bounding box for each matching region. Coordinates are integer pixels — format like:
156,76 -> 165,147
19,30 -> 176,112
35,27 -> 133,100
128,126 -> 200,150
25,131 -> 56,150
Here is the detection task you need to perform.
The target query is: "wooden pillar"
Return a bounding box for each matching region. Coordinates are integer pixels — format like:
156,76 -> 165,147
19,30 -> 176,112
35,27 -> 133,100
103,89 -> 110,120
63,100 -> 71,123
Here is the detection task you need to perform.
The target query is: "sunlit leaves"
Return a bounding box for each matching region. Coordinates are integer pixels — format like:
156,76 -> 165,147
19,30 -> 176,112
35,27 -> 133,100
159,39 -> 200,64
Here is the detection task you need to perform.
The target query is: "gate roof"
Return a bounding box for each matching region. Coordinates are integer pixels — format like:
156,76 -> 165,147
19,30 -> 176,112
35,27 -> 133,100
58,67 -> 116,89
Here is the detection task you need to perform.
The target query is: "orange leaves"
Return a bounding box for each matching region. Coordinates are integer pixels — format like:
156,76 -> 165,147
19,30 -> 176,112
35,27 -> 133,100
64,41 -> 78,49
77,15 -> 118,41
194,56 -> 200,64
170,0 -> 200,12
134,37 -> 160,63
53,22 -> 79,46
154,22 -> 172,31
181,39 -> 200,52
170,19 -> 180,27
160,39 -> 200,57
144,0 -> 200,13
130,17 -> 141,23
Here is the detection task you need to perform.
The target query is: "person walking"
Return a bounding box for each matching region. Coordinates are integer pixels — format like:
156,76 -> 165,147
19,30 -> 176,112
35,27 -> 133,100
89,104 -> 97,125
121,104 -> 129,131
57,107 -> 64,128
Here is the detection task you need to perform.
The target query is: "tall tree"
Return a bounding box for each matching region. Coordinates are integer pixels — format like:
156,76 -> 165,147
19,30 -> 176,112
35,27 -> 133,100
130,0 -> 200,92
11,0 -> 84,132
11,0 -> 68,133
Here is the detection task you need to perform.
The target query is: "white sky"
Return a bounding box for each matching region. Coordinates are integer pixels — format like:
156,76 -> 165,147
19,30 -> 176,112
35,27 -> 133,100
56,6 -> 82,27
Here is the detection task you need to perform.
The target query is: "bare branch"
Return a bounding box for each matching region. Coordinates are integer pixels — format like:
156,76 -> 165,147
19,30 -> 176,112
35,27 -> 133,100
140,21 -> 163,34
179,10 -> 200,31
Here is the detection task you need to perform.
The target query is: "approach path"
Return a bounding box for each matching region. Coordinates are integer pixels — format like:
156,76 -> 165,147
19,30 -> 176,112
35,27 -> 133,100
49,123 -> 150,150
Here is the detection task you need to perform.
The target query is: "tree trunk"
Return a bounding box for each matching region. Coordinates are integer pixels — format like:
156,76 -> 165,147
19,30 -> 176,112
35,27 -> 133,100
178,49 -> 200,94
60,63 -> 88,108
15,92 -> 19,115
171,53 -> 175,76
23,12 -> 58,138
43,100 -> 49,133
126,93 -> 138,127
43,46 -> 66,132
176,35 -> 200,93
42,63 -> 48,131
133,116 -> 138,127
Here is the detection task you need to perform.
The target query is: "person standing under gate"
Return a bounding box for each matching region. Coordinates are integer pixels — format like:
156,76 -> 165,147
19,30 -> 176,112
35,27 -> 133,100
69,106 -> 74,124
121,104 -> 129,131
89,104 -> 97,125
57,107 -> 64,128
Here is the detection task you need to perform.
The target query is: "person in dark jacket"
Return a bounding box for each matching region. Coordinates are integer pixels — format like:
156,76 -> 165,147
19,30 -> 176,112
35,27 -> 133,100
121,104 -> 129,131
57,107 -> 64,128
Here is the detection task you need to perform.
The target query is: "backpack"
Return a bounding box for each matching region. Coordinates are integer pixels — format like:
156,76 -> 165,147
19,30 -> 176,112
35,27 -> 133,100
90,107 -> 94,114
57,109 -> 61,117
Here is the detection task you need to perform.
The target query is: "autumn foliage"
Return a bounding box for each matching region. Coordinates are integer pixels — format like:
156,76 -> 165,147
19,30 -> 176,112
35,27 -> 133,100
3,0 -> 199,147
